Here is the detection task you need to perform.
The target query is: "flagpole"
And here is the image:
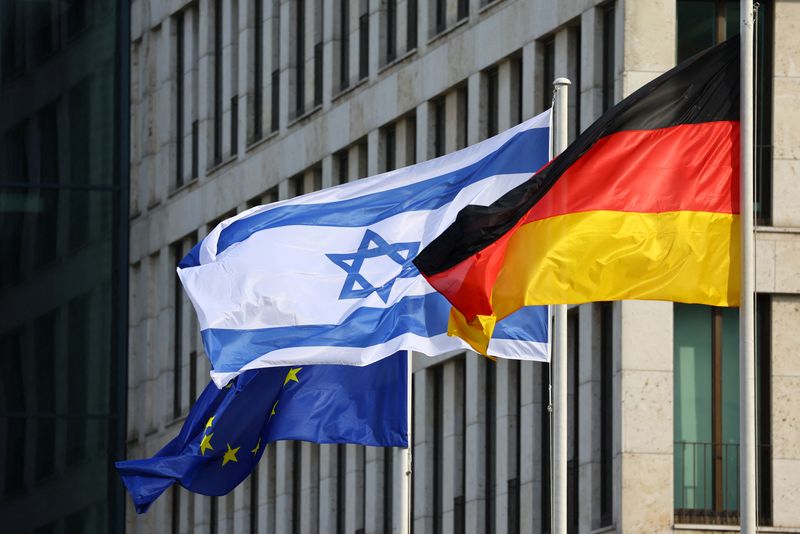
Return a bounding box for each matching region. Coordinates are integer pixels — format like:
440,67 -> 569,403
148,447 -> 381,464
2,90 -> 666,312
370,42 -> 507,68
400,350 -> 413,534
551,77 -> 571,534
739,2 -> 757,533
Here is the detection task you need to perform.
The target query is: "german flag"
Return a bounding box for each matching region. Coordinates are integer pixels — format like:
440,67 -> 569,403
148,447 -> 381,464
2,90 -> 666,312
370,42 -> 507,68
413,36 -> 741,354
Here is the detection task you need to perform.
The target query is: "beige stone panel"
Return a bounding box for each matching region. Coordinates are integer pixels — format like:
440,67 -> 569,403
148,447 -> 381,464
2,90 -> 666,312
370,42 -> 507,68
619,452 -> 673,534
772,158 -> 800,227
620,301 -> 673,372
620,369 -> 673,454
774,0 -> 800,78
771,296 -> 800,377
756,235 -> 776,293
772,375 -> 800,459
622,70 -> 664,98
774,238 -> 800,294
623,0 -> 675,73
773,76 -> 800,160
772,458 -> 800,527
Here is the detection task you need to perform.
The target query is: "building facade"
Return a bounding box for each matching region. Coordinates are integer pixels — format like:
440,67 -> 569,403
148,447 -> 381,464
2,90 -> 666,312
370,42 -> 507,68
126,0 -> 800,533
0,0 -> 130,533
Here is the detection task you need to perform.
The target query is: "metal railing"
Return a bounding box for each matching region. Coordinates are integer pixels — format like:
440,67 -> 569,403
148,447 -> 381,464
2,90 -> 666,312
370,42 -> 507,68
674,441 -> 740,525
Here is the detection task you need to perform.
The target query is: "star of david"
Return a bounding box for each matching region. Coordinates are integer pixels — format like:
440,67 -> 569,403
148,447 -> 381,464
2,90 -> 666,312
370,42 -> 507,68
326,229 -> 420,303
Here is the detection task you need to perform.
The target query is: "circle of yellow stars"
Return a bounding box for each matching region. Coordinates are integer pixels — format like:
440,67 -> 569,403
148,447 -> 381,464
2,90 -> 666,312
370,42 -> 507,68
197,367 -> 303,467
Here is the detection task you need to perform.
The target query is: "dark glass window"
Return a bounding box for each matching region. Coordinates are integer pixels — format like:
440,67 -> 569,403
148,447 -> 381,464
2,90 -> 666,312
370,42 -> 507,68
485,359 -> 496,533
458,0 -> 469,21
214,0 -> 223,164
568,310 -> 579,533
435,0 -> 446,34
35,312 -> 57,482
359,3 -> 369,80
336,150 -> 349,185
599,302 -> 614,527
407,0 -> 417,50
602,3 -> 616,112
507,360 -> 521,534
336,444 -> 347,534
432,365 -> 444,534
295,0 -> 306,116
433,97 -> 446,157
292,441 -> 301,534
253,0 -> 264,142
383,448 -> 394,533
176,11 -> 185,187
271,0 -> 281,132
383,124 -> 396,172
340,0 -> 350,90
386,0 -> 397,63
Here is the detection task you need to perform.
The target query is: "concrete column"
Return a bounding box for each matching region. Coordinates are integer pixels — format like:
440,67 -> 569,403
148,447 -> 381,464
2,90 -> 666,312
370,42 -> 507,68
397,0 -> 408,57
467,72 -> 484,145
369,0 -> 380,78
497,60 -> 512,132
578,304 -> 601,532
232,483 -> 247,533
367,128 -> 380,176
300,442 -> 319,534
318,445 -> 337,530
415,100 -> 431,163
279,0 -> 291,130
464,352 -> 486,528
580,8 -> 603,130
236,0 -> 248,154
345,445 -> 365,532
441,361 -> 458,532
364,446 -> 382,534
771,0 -> 800,227
275,441 -> 292,534
348,0 -> 359,85
221,0 -> 235,158
197,0 -> 211,175
444,90 -> 459,154
255,457 -> 269,533
395,118 -> 409,167
416,0 -> 429,54
320,154 -> 334,188
616,301 -> 673,533
494,358 -> 509,534
519,361 -> 536,533
265,0 -> 278,132
322,0 -> 334,109
413,369 -> 432,533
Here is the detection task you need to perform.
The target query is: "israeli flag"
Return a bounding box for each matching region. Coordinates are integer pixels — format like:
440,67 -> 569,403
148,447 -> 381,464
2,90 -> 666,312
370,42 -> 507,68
179,110 -> 551,386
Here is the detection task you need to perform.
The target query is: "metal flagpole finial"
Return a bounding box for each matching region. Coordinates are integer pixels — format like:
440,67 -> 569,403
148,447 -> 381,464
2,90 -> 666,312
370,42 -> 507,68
553,77 -> 572,86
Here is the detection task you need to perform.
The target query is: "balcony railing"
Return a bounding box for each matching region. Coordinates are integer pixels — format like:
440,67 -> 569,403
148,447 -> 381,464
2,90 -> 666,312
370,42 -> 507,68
675,441 -> 740,525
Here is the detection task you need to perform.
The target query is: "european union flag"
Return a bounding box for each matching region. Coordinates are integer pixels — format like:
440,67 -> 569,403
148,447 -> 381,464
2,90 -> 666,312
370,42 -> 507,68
116,353 -> 407,513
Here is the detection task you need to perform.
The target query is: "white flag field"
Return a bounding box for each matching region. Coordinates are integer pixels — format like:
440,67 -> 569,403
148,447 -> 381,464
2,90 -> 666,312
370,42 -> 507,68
178,110 -> 552,386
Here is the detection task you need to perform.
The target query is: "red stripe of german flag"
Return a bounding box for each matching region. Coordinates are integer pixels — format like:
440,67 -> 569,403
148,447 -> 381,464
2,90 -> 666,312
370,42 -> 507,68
413,36 -> 741,354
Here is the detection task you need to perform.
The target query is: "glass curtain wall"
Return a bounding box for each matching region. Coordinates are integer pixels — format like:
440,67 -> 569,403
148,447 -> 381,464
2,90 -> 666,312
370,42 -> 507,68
0,0 -> 128,532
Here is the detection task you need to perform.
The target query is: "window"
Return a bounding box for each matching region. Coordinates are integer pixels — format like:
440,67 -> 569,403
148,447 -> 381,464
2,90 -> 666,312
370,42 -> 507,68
271,0 -> 280,132
434,0 -> 446,35
433,97 -> 446,157
383,448 -> 394,533
231,95 -> 238,154
295,0 -> 306,116
292,442 -> 302,534
213,0 -> 223,164
359,1 -> 369,80
314,0 -> 323,106
455,359 -> 467,534
290,174 -> 305,197
250,472 -> 259,534
485,359 -> 496,533
382,124 -> 396,172
171,486 -> 181,534
407,0 -> 417,50
571,24 -> 581,138
335,150 -> 349,185
599,302 -> 613,527
252,0 -> 264,142
432,365 -> 444,533
456,86 -> 468,150
507,360 -> 521,534
486,67 -> 499,138
540,361 -> 551,533
568,310 -> 579,533
172,241 -> 184,418
602,3 -> 615,112
210,496 -> 218,534
35,311 -> 57,482
676,1 -> 773,223
457,0 -> 468,21
673,302 -> 771,525
336,444 -> 347,534
386,0 -> 397,63
339,0 -> 350,90
176,11 -> 185,187
510,56 -> 523,127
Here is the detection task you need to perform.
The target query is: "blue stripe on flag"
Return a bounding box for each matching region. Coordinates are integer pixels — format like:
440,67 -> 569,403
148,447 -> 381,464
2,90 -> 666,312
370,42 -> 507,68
202,292 -> 549,373
180,127 -> 549,268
